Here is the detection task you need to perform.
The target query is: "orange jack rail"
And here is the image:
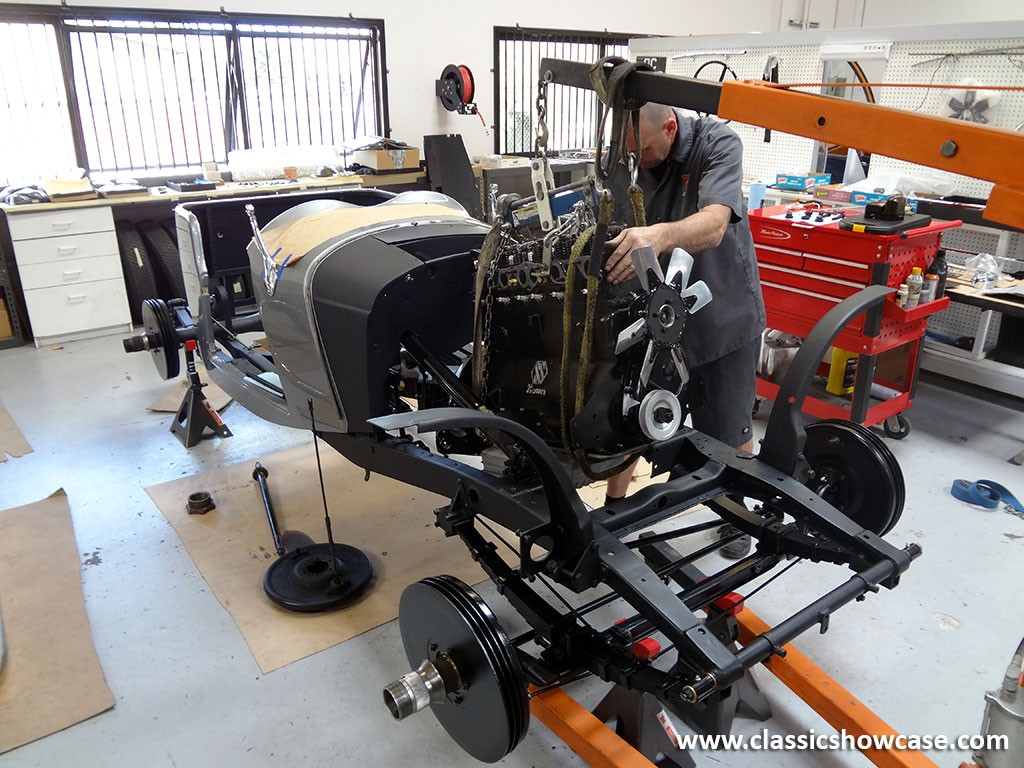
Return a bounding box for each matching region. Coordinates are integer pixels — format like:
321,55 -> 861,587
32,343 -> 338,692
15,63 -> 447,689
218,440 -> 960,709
734,607 -> 940,768
530,686 -> 656,768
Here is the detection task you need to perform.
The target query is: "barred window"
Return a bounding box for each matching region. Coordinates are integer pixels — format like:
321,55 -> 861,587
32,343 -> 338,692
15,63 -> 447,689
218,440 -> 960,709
494,26 -> 630,155
236,23 -> 382,150
67,17 -> 232,176
0,6 -> 387,185
0,20 -> 78,186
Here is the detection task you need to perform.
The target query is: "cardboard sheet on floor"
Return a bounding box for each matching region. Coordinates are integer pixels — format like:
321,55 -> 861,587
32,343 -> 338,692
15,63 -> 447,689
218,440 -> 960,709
146,368 -> 232,413
144,444 -> 486,674
0,490 -> 114,754
0,400 -> 32,462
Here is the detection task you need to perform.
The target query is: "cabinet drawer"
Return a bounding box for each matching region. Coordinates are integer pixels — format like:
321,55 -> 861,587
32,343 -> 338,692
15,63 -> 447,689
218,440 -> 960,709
23,278 -> 130,338
801,252 -> 873,283
8,206 -> 114,241
13,231 -> 119,266
18,254 -> 124,290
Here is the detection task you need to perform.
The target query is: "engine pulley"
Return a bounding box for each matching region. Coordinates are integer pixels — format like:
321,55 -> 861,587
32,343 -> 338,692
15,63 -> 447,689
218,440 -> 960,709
638,389 -> 683,441
384,575 -> 529,763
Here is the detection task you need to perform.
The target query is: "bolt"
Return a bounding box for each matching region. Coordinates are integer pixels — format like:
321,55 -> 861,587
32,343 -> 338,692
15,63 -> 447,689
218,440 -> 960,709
940,140 -> 958,158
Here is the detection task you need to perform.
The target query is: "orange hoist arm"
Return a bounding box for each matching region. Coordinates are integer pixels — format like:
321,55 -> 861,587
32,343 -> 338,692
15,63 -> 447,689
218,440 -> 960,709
539,58 -> 1024,229
719,79 -> 1024,227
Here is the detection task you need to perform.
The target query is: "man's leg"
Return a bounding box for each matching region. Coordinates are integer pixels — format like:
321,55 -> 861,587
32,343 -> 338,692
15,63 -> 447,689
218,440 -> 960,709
688,336 -> 760,558
606,457 -> 640,502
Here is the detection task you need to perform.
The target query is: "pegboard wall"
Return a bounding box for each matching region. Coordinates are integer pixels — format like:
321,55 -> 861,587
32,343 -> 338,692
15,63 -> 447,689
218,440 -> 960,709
869,37 -> 1024,199
628,42 -> 824,182
941,227 -> 1024,270
928,299 -> 1002,350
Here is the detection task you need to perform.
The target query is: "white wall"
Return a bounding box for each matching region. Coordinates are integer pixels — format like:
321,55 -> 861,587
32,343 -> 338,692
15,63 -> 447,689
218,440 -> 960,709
3,0 -> 786,158
6,0 -> 1022,159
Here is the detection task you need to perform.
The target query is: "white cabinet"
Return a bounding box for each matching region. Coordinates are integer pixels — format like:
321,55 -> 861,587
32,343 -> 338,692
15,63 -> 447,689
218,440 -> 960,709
779,0 -> 864,30
7,204 -> 131,346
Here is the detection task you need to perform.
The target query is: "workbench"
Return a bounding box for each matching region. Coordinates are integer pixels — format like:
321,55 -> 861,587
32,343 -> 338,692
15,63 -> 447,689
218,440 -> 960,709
923,272 -> 1024,464
0,171 -> 426,349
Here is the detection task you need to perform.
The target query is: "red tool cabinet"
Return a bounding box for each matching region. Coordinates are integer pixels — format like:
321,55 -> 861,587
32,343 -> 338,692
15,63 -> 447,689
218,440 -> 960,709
749,204 -> 960,438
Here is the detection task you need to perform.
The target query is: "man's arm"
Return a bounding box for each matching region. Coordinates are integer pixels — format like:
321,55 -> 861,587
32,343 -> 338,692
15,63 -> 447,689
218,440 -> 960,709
603,203 -> 731,285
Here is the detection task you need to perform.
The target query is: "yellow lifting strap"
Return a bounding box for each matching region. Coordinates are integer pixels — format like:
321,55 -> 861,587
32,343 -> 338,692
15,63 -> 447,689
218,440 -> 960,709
559,183 -> 646,479
471,220 -> 505,396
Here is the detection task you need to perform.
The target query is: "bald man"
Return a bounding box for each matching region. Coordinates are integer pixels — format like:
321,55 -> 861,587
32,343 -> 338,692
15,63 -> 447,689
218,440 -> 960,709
603,104 -> 765,558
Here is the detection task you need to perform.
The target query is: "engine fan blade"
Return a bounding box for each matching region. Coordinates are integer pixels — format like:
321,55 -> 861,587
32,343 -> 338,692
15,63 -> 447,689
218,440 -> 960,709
630,246 -> 664,292
680,280 -> 712,313
665,248 -> 694,289
615,317 -> 647,355
671,346 -> 689,390
639,339 -> 656,388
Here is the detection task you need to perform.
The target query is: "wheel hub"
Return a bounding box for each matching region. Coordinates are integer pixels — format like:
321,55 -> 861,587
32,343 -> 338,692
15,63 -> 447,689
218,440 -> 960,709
384,575 -> 529,763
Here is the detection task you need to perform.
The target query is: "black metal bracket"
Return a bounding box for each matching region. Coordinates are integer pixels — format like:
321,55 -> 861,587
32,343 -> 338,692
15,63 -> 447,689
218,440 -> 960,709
538,58 -> 723,116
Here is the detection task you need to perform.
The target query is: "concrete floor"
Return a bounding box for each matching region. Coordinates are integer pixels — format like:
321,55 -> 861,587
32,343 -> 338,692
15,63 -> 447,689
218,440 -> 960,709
1,333 -> 1022,767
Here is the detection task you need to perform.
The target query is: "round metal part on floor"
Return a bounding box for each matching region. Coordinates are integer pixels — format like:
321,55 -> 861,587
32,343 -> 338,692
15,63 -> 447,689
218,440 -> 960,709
398,575 -> 529,763
263,542 -> 373,612
186,490 -> 215,515
804,419 -> 905,536
141,298 -> 180,380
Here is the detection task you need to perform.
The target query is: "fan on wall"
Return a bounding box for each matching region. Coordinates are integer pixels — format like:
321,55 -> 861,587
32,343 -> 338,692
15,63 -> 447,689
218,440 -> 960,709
944,80 -> 1000,124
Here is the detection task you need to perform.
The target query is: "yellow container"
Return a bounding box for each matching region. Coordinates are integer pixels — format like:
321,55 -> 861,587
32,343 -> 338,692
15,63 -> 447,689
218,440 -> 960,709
826,347 -> 858,395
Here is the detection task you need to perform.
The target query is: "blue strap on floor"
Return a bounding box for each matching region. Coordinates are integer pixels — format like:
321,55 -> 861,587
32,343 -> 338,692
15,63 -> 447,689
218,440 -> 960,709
951,479 -> 1024,514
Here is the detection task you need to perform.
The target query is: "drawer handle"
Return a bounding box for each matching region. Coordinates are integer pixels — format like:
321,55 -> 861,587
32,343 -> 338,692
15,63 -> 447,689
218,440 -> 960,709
62,269 -> 83,279
51,221 -> 73,231
67,293 -> 88,303
56,245 -> 78,254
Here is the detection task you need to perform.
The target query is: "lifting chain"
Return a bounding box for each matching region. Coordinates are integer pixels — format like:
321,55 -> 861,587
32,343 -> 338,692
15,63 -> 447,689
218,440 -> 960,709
534,70 -> 551,160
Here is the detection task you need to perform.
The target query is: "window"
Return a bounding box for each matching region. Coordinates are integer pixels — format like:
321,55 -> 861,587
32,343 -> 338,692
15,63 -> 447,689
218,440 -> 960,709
236,23 -> 382,151
0,6 -> 387,185
0,19 -> 78,186
493,26 -> 631,155
67,17 -> 232,176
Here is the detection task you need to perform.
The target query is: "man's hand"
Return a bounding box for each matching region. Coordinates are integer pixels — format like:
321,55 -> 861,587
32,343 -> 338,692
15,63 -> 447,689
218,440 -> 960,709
604,224 -> 667,284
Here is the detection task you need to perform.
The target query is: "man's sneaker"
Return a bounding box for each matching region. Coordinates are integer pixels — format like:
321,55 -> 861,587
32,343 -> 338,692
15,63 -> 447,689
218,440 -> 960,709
717,524 -> 752,560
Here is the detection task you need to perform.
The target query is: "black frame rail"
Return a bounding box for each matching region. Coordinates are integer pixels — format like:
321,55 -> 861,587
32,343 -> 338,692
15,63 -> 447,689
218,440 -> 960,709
324,285 -> 921,707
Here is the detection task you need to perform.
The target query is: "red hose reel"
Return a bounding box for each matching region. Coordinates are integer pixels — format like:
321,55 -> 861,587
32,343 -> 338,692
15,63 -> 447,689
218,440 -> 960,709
437,64 -> 485,125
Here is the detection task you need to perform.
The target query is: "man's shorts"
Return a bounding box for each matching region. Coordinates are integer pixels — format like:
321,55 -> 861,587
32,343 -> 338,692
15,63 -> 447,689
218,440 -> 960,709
686,336 -> 759,449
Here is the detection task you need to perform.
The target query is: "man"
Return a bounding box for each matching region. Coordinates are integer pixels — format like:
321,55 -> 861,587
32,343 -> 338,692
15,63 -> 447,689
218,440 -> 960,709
602,103 -> 765,558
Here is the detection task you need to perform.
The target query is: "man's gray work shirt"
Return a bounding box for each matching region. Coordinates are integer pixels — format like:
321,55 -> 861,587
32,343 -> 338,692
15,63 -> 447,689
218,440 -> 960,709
613,110 -> 765,368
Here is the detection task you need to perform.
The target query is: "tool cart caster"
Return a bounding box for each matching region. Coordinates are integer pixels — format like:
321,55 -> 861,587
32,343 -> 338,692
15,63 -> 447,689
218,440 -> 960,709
882,413 -> 911,440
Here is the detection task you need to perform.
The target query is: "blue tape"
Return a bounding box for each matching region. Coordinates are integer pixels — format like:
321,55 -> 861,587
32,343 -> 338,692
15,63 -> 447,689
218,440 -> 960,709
951,479 -> 1023,514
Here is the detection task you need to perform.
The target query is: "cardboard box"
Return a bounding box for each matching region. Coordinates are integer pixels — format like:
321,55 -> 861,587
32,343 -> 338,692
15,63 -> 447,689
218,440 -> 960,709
352,147 -> 420,171
811,186 -> 919,211
0,296 -> 13,339
775,173 -> 831,190
42,178 -> 97,202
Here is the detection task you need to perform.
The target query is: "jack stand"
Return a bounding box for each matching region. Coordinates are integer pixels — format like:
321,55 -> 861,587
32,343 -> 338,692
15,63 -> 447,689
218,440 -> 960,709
589,537 -> 772,768
530,531 -> 938,768
591,689 -> 696,768
170,341 -> 232,448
